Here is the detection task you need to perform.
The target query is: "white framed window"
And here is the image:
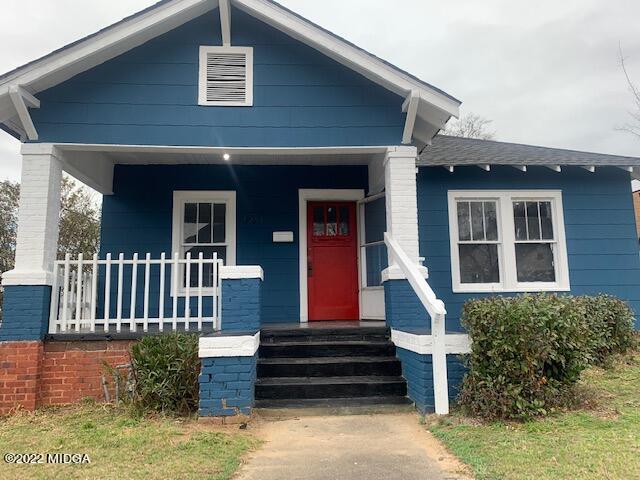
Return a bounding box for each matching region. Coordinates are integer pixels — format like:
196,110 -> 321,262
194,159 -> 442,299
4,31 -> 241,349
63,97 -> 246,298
171,191 -> 236,294
198,46 -> 253,106
447,190 -> 570,293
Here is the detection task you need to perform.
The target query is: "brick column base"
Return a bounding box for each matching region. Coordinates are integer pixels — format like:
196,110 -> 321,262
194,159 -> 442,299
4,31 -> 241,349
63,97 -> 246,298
199,355 -> 257,417
0,341 -> 43,415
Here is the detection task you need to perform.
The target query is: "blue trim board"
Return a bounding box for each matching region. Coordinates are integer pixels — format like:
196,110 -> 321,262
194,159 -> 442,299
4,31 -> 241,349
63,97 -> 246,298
417,166 -> 640,331
29,7 -> 406,148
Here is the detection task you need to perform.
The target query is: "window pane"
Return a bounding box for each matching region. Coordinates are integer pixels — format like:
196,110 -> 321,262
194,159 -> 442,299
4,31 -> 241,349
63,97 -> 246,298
184,246 -> 227,288
184,203 -> 197,243
513,201 -> 527,241
339,206 -> 349,236
365,243 -> 388,287
313,206 -> 324,236
470,202 -> 485,241
197,203 -> 212,243
484,202 -> 498,241
457,202 -> 471,241
540,202 -> 554,240
515,243 -> 555,282
327,206 -> 337,236
365,198 -> 386,244
526,202 -> 541,240
212,204 -> 226,243
459,244 -> 500,284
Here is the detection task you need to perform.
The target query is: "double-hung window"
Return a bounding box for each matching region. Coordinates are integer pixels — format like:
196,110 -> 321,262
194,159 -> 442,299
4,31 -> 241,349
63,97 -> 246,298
448,190 -> 569,293
172,191 -> 236,293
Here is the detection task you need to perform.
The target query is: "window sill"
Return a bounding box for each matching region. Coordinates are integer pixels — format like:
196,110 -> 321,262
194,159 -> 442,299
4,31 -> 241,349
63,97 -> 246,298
452,284 -> 571,294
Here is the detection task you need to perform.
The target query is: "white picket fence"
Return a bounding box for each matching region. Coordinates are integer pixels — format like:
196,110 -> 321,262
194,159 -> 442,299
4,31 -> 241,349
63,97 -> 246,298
49,253 -> 223,334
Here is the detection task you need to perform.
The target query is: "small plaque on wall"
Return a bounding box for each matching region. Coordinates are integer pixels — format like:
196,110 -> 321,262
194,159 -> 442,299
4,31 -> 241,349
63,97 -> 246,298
273,231 -> 294,243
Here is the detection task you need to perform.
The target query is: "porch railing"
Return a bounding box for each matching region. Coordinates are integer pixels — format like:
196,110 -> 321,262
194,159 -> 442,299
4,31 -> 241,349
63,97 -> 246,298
384,233 -> 449,415
49,253 -> 223,334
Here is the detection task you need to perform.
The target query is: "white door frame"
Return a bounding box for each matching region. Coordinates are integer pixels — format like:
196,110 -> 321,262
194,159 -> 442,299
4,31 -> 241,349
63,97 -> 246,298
298,189 -> 365,323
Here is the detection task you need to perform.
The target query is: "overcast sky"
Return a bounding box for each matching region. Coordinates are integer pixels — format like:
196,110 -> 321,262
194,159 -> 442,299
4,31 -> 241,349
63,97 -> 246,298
1,0 -> 640,183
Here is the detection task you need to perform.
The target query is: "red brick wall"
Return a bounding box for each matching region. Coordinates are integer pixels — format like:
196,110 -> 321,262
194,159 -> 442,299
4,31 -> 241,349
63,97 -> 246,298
0,341 -> 43,415
40,340 -> 136,406
1,340 -> 136,414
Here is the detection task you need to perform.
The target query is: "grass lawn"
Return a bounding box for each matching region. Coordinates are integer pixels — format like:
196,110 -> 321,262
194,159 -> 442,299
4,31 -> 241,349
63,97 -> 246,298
429,352 -> 640,480
0,403 -> 260,480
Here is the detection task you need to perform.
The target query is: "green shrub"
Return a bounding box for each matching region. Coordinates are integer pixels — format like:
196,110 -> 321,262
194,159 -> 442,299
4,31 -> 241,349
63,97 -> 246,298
459,293 -> 636,420
459,294 -> 591,419
578,295 -> 635,364
130,333 -> 199,415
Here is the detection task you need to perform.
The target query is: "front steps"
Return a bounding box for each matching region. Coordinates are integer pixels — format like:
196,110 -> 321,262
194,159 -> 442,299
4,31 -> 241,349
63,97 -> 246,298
255,325 -> 411,411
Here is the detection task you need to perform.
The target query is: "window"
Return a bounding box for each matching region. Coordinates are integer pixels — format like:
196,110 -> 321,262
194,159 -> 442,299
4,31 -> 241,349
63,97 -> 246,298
359,197 -> 388,288
198,46 -> 253,106
448,190 -> 569,293
312,205 -> 351,237
172,191 -> 236,293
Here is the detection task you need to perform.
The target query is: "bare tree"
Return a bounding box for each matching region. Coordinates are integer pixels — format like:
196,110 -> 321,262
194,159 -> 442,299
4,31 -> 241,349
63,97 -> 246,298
442,113 -> 495,140
619,48 -> 640,139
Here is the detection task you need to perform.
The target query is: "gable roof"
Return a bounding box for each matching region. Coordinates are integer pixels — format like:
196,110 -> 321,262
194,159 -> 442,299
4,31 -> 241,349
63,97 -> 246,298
0,0 -> 460,143
419,135 -> 640,169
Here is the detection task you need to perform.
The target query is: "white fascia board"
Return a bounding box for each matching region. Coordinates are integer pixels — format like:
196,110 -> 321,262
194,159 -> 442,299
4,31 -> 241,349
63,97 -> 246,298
0,0 -> 216,100
233,0 -> 461,117
220,265 -> 264,281
391,329 -> 471,355
199,332 -> 260,358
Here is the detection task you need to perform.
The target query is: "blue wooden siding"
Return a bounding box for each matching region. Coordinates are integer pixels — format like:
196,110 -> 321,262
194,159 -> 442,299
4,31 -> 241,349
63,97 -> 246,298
100,164 -> 368,323
30,7 -> 405,147
417,166 -> 640,331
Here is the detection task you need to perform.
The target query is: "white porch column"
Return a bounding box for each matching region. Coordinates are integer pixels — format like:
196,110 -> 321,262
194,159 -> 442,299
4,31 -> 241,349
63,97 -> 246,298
384,146 -> 421,267
2,145 -> 62,286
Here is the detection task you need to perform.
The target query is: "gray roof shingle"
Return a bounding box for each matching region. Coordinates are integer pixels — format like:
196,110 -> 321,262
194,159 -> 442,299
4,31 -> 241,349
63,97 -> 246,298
418,135 -> 640,167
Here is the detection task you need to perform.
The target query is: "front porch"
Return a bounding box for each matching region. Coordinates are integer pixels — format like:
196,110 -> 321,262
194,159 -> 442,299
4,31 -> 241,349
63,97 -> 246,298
1,142 -> 463,415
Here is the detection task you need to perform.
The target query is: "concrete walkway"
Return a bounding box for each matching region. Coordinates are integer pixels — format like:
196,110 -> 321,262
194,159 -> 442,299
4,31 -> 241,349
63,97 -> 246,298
237,413 -> 472,480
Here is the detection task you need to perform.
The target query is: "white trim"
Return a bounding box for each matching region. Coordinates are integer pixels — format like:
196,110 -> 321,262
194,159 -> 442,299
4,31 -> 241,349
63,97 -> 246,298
2,270 -> 54,286
381,264 -> 428,282
199,332 -> 260,358
298,188 -> 365,323
401,90 -> 420,144
8,85 -> 39,140
171,190 -> 237,295
447,190 -> 570,294
198,46 -> 254,106
220,265 -> 264,281
391,329 -> 471,355
0,0 -> 459,140
219,0 -> 232,46
0,0 -> 214,102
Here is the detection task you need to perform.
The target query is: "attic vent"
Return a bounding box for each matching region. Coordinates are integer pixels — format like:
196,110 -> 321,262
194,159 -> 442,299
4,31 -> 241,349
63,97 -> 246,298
198,46 -> 253,106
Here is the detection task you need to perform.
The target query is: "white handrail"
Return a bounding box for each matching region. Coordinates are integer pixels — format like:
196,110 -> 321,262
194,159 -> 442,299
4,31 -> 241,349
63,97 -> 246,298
384,232 -> 450,415
49,253 -> 223,335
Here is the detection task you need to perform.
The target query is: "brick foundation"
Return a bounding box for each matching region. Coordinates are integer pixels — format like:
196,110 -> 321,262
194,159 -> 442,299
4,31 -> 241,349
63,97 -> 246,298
40,340 -> 135,406
1,340 -> 135,414
0,341 -> 43,414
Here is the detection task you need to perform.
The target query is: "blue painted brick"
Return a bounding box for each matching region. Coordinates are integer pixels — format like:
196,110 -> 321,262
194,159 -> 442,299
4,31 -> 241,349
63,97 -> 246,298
221,279 -> 262,331
199,353 -> 258,417
0,286 -> 51,341
396,347 -> 467,414
383,280 -> 428,330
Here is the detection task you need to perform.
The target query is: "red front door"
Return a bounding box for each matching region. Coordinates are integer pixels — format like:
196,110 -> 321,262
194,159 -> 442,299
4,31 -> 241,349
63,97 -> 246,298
307,202 -> 359,321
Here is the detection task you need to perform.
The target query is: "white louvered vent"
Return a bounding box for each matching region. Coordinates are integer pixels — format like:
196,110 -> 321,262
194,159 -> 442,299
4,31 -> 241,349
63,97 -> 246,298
198,46 -> 253,106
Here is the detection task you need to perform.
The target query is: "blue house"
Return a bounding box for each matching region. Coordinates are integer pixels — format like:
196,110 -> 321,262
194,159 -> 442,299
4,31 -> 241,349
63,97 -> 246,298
1,0 -> 639,417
